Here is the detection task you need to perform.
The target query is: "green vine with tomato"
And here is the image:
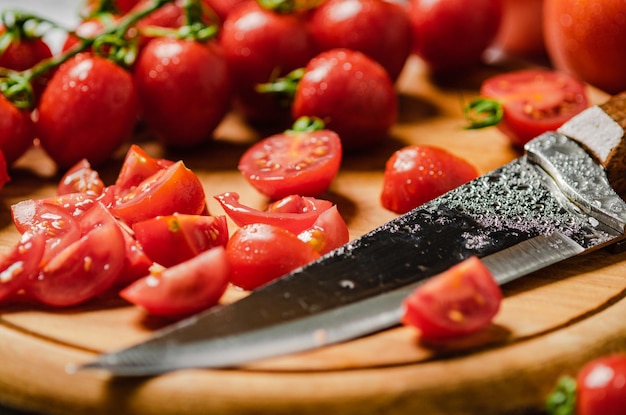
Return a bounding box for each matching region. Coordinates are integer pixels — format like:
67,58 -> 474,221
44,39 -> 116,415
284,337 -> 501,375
0,0 -> 217,110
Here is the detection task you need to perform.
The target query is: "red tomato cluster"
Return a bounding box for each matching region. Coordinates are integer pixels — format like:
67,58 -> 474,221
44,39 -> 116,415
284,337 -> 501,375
0,144 -> 348,317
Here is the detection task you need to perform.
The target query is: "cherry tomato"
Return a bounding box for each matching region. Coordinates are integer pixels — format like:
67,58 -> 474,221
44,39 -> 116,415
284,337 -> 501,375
202,0 -> 249,22
120,246 -> 230,317
27,202 -> 126,307
576,354 -> 626,415
36,53 -> 138,169
220,0 -> 316,124
0,25 -> 52,71
492,0 -> 545,59
544,0 -> 626,94
0,92 -> 35,166
381,145 -> 478,214
0,150 -> 9,192
226,223 -> 320,290
133,37 -> 232,148
238,123 -> 342,199
62,14 -> 119,52
114,144 -> 173,192
214,192 -> 332,234
0,231 -> 46,302
293,48 -> 397,149
57,159 -> 105,196
308,0 -> 412,81
110,160 -> 207,226
479,69 -> 589,146
407,0 -> 503,71
402,256 -> 502,340
297,205 -> 349,254
132,213 -> 229,267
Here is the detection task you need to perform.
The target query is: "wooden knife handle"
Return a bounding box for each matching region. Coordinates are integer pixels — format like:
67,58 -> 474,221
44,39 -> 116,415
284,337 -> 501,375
558,92 -> 626,195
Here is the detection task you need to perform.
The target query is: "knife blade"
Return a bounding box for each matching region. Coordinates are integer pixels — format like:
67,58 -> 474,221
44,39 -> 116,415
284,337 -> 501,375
73,93 -> 626,376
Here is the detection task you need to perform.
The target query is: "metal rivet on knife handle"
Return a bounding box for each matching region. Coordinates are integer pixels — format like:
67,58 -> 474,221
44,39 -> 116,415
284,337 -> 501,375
559,92 -> 626,195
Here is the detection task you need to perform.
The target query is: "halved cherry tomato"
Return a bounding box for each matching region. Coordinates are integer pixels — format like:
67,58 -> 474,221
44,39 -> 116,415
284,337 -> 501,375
120,246 -> 230,317
114,144 -> 173,193
297,205 -> 349,255
478,69 -> 589,146
0,231 -> 46,302
57,159 -> 105,196
238,123 -> 342,199
214,192 -> 332,234
402,256 -> 502,340
27,202 -> 126,307
226,223 -> 320,290
132,213 -> 229,267
381,145 -> 478,214
110,160 -> 207,226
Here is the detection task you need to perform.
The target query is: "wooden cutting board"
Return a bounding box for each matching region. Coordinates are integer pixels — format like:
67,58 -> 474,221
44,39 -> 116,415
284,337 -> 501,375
0,56 -> 621,415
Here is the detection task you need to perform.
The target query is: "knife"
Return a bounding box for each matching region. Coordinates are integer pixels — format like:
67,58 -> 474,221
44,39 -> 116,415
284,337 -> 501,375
73,93 -> 626,377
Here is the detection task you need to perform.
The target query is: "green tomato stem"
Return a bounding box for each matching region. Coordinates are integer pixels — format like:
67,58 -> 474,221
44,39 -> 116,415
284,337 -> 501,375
545,376 -> 577,415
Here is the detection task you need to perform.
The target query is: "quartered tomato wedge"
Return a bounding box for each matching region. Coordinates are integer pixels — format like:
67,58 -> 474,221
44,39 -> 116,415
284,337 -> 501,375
402,256 -> 502,340
27,203 -> 126,307
226,223 -> 320,290
238,120 -> 342,200
110,160 -> 207,226
214,192 -> 332,234
0,231 -> 46,302
114,144 -> 174,193
57,159 -> 105,196
478,69 -> 589,146
132,213 -> 229,268
120,246 -> 230,318
297,205 -> 349,255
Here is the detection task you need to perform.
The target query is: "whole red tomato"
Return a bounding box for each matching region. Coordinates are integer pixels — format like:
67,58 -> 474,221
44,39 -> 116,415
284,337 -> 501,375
293,48 -> 397,149
0,25 -> 52,71
408,0 -> 503,71
308,0 -> 413,81
0,92 -> 35,165
492,0 -> 545,59
133,37 -> 232,148
220,1 -> 316,124
544,0 -> 626,94
202,0 -> 249,22
576,354 -> 626,415
36,53 -> 138,169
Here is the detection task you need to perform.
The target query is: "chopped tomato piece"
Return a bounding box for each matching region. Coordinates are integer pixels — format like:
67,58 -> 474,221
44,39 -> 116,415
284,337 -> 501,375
297,205 -> 349,254
114,144 -> 174,193
0,231 -> 46,302
226,223 -> 320,290
214,192 -> 332,234
120,247 -> 230,318
132,213 -> 229,267
57,159 -> 105,196
402,256 -> 502,340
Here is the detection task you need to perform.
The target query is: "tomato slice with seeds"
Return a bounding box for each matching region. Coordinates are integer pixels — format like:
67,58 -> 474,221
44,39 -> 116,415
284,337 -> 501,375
297,205 -> 349,255
120,246 -> 230,318
57,159 -> 105,196
238,127 -> 342,200
0,231 -> 46,302
479,69 -> 589,146
402,256 -> 502,341
214,192 -> 333,235
132,214 -> 229,268
114,144 -> 174,193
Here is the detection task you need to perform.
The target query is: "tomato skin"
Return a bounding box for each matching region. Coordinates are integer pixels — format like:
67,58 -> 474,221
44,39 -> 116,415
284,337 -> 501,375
202,0 -> 249,22
214,192 -> 332,234
297,205 -> 349,254
402,256 -> 502,340
544,0 -> 626,94
381,145 -> 478,214
492,0 -> 545,59
110,160 -> 207,226
308,0 -> 412,81
238,128 -> 342,200
480,69 -> 589,146
120,246 -> 230,317
0,26 -> 52,72
0,93 -> 35,166
220,1 -> 316,124
114,144 -> 173,192
293,48 -> 397,149
226,223 -> 320,290
132,214 -> 229,267
408,0 -> 503,71
134,38 -> 232,148
36,53 -> 138,169
0,231 -> 46,302
576,354 -> 626,415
